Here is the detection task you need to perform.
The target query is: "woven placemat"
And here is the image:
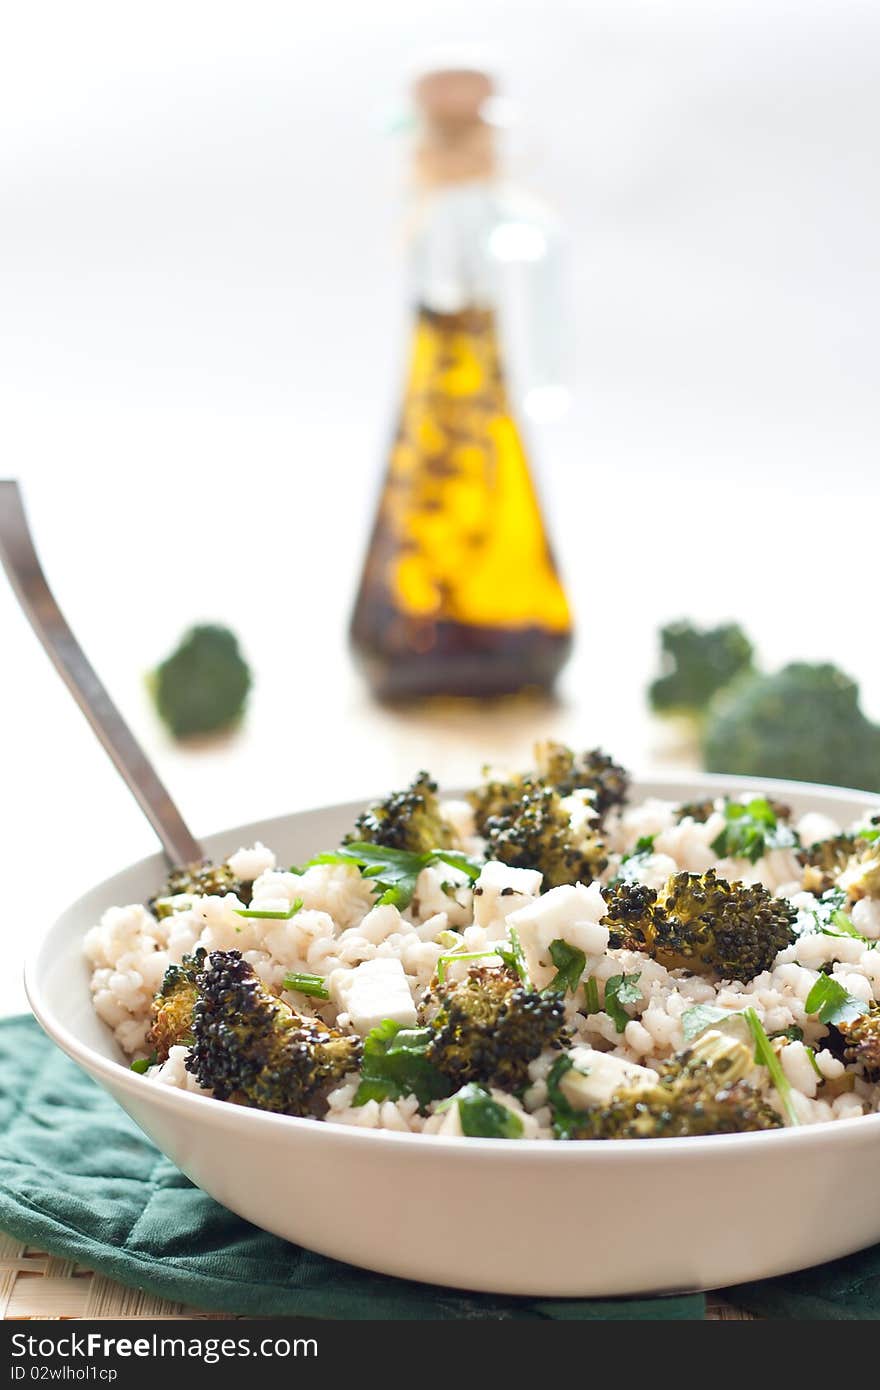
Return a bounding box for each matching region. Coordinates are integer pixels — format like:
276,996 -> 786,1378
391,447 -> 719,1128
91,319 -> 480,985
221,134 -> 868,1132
0,1236 -> 751,1321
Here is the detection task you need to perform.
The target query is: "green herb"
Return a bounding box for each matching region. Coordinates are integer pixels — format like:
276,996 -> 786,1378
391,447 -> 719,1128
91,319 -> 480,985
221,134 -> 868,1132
612,835 -> 657,885
805,1046 -> 823,1078
857,823 -> 880,843
797,888 -> 864,941
435,949 -> 500,984
293,844 -> 480,911
744,1007 -> 801,1127
430,850 -> 484,882
582,977 -> 600,1014
446,1083 -> 524,1139
824,909 -> 864,939
235,897 -> 303,921
130,1052 -> 157,1074
603,972 -> 642,1033
353,1019 -> 452,1108
494,926 -> 530,987
542,940 -> 586,996
804,975 -> 870,1027
282,971 -> 330,999
710,798 -> 796,865
625,835 -> 656,859
680,1004 -> 731,1044
545,1054 -> 581,1139
771,1025 -> 804,1043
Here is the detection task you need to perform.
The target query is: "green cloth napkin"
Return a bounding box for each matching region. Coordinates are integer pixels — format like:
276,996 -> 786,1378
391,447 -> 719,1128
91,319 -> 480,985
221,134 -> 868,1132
0,1015 -> 875,1321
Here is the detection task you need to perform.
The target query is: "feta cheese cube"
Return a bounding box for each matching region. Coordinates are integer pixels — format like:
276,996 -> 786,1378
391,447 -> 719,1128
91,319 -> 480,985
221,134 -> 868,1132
330,957 -> 416,1036
473,861 -> 542,936
560,1048 -> 656,1110
507,883 -> 609,987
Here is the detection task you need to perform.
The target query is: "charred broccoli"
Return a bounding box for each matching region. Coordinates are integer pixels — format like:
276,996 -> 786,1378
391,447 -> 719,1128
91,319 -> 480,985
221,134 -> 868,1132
482,783 -> 608,888
838,1005 -> 880,1077
703,662 -> 880,793
559,1030 -> 781,1139
470,742 -> 628,830
532,742 -> 629,816
422,964 -> 567,1092
148,858 -> 251,916
839,839 -> 880,902
185,950 -> 361,1115
799,835 -> 863,895
150,624 -> 252,740
649,621 -> 754,722
348,771 -> 455,854
147,950 -> 205,1061
674,798 -> 718,824
602,869 -> 796,981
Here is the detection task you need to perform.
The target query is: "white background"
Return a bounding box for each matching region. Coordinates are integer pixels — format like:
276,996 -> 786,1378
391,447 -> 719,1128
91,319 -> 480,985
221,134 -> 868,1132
1,0 -> 878,1015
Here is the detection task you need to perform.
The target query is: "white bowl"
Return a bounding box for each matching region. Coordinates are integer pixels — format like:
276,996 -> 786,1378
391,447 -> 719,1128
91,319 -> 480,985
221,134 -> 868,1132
25,773 -> 880,1298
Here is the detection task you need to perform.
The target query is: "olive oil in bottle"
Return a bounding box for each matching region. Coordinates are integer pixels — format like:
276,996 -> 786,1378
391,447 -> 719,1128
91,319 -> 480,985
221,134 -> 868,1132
350,67 -> 573,700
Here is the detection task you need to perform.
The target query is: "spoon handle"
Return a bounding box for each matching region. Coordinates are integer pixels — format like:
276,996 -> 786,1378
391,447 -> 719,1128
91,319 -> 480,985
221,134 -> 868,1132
0,480 -> 203,866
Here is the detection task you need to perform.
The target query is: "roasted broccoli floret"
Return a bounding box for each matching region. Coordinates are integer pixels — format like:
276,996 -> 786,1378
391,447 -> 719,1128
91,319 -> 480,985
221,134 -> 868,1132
422,965 -> 567,1093
649,621 -> 754,722
838,839 -> 880,902
703,662 -> 880,793
838,1005 -> 880,1078
601,879 -> 659,942
147,950 -> 205,1061
798,835 -> 862,895
602,869 -> 796,981
186,950 -> 361,1115
532,742 -> 629,816
348,771 -> 455,854
483,784 -> 608,888
150,624 -> 252,740
562,1029 -> 781,1139
148,858 -> 251,916
470,742 -> 628,830
675,798 -> 718,824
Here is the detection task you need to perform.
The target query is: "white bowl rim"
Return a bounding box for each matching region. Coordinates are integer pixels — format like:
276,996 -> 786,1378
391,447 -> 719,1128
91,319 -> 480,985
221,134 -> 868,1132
25,768 -> 880,1165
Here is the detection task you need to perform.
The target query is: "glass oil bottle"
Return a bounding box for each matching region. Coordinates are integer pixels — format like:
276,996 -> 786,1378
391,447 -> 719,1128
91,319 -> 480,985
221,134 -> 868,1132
350,66 -> 574,700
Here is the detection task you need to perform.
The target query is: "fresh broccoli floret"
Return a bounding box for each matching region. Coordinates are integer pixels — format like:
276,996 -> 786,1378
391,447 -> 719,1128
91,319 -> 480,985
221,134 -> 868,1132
649,621 -> 754,721
838,1005 -> 880,1078
147,950 -> 205,1061
348,771 -> 455,854
186,950 -> 361,1115
602,869 -> 796,982
482,784 -> 608,888
148,858 -> 251,916
421,964 -> 567,1093
703,662 -> 880,793
560,1029 -> 781,1139
150,624 -> 252,740
469,742 -> 628,829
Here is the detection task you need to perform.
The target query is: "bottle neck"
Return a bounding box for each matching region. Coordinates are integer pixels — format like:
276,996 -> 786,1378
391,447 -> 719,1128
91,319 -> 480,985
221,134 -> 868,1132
413,118 -> 496,189
409,180 -> 502,316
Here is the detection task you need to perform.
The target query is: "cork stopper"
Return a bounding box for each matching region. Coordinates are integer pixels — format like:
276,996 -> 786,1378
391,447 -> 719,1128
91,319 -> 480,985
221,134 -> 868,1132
412,67 -> 496,187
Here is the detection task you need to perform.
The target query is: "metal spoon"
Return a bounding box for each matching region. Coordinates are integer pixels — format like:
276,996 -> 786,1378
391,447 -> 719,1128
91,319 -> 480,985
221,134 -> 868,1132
0,479 -> 203,866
